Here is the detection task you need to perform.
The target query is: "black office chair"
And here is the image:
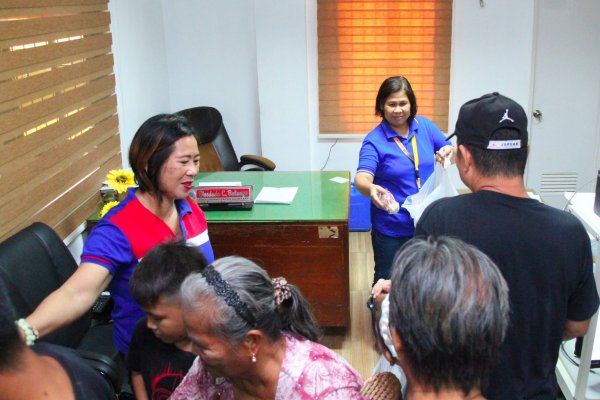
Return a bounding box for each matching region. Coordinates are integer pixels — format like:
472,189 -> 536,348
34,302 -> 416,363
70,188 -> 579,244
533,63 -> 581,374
177,106 -> 276,172
0,222 -> 122,393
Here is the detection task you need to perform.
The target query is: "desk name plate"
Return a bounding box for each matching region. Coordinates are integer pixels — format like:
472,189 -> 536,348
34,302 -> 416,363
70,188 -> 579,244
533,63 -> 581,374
190,185 -> 254,210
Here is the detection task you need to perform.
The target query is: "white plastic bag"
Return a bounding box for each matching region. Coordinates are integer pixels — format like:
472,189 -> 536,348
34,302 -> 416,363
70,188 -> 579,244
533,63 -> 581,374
402,163 -> 458,226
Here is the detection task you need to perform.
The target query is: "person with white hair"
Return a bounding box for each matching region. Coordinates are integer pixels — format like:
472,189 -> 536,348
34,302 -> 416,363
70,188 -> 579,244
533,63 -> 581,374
171,256 -> 366,399
386,236 -> 509,399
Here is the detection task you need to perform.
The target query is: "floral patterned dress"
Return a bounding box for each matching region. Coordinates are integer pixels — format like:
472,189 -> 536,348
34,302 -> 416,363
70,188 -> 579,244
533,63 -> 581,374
170,332 -> 366,399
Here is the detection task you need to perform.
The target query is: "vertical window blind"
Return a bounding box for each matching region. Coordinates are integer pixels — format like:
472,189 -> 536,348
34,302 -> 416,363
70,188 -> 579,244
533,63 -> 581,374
317,0 -> 452,135
0,0 -> 120,242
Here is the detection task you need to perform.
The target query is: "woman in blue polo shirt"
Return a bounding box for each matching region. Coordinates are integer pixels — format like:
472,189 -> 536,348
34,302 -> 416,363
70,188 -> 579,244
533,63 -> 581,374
355,76 -> 453,285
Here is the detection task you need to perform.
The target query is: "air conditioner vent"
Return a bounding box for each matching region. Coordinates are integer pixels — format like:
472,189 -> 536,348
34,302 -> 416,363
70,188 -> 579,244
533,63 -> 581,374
539,172 -> 578,194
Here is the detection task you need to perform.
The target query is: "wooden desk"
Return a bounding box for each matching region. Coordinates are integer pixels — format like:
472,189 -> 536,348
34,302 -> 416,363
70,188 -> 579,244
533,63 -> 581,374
195,171 -> 350,327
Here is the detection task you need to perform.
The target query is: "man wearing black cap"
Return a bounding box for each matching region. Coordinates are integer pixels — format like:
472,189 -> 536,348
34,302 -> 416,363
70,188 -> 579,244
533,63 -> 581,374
416,92 -> 599,399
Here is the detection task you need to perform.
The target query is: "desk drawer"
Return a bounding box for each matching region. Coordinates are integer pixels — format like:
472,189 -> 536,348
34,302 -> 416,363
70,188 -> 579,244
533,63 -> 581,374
207,222 -> 350,327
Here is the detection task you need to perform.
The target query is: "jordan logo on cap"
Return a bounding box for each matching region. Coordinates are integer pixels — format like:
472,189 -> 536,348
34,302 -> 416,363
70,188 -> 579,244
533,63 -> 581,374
499,109 -> 515,123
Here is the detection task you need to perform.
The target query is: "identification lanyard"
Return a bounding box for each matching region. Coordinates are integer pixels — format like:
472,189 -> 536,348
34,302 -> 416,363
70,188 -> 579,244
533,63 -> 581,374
393,135 -> 421,189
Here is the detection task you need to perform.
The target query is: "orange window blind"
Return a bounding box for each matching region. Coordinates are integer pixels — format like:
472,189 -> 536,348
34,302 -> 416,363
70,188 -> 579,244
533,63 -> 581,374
317,0 -> 452,135
0,0 -> 121,242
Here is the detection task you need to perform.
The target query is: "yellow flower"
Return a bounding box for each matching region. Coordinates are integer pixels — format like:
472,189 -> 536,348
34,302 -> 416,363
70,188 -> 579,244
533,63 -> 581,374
106,169 -> 135,194
99,200 -> 120,218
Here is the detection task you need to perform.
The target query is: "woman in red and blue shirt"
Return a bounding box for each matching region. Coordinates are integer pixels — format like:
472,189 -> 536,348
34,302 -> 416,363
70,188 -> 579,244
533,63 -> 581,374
23,114 -> 214,355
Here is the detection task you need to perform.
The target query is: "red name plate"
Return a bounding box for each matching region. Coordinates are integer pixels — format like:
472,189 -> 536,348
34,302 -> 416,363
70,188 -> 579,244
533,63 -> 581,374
191,186 -> 253,204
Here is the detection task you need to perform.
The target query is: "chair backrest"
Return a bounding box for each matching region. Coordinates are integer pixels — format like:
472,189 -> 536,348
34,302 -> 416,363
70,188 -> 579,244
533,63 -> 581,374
0,222 -> 91,347
177,106 -> 242,171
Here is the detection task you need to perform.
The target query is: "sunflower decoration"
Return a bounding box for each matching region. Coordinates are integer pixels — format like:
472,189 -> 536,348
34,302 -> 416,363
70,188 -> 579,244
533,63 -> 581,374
106,169 -> 135,194
99,200 -> 120,218
99,169 -> 136,219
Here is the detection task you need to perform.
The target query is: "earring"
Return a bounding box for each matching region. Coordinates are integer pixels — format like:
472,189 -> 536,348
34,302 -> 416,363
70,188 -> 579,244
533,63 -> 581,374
251,353 -> 257,363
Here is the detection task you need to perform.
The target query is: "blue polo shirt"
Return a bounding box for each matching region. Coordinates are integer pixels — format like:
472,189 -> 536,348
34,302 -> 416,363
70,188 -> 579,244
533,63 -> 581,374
357,116 -> 449,237
81,188 -> 214,353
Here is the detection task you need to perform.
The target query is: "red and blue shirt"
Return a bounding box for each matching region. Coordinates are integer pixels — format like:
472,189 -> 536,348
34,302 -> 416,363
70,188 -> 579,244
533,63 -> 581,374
81,188 -> 214,353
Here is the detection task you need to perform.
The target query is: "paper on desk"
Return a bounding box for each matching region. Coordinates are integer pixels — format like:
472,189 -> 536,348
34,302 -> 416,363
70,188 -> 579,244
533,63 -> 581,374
255,187 -> 298,204
195,181 -> 242,187
330,176 -> 349,184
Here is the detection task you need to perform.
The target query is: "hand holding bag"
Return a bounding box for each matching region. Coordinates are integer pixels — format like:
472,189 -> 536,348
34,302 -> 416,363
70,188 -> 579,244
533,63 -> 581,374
402,163 -> 458,226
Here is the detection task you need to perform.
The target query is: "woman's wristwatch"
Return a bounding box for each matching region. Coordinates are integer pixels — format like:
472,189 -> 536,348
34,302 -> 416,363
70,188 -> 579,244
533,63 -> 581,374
15,318 -> 39,346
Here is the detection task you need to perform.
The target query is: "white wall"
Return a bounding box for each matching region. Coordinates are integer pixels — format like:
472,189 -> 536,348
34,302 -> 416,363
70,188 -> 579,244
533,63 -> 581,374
109,0 -> 170,167
445,0 -> 534,187
109,0 -> 537,179
162,0 -> 261,157
255,0 -> 313,171
449,0 -> 535,126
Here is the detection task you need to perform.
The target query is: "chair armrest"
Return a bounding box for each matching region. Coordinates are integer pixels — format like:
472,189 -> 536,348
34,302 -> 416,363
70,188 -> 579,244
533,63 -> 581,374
91,292 -> 114,323
76,348 -> 123,394
240,154 -> 276,171
76,322 -> 123,394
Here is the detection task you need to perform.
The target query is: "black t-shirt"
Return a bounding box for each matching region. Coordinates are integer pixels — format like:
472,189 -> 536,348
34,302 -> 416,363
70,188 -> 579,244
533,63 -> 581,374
127,318 -> 196,399
416,190 -> 599,400
33,342 -> 115,400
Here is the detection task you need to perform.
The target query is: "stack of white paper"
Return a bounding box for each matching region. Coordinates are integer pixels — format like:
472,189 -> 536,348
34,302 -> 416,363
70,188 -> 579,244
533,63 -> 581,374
254,187 -> 298,204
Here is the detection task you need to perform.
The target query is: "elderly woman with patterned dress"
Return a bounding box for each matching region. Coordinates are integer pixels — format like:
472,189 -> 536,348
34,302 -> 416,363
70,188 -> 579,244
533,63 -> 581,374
170,256 -> 366,400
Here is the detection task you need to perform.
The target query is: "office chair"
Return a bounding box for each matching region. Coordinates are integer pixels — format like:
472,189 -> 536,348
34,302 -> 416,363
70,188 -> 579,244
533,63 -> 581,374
177,106 -> 276,172
0,222 -> 122,393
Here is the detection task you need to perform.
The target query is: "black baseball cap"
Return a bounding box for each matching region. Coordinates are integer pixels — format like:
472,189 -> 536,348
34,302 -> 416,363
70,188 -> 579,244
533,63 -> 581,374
446,92 -> 528,150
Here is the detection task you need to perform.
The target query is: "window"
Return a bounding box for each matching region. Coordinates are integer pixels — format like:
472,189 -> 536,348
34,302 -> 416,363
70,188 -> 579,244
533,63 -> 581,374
0,0 -> 120,241
317,0 -> 452,135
